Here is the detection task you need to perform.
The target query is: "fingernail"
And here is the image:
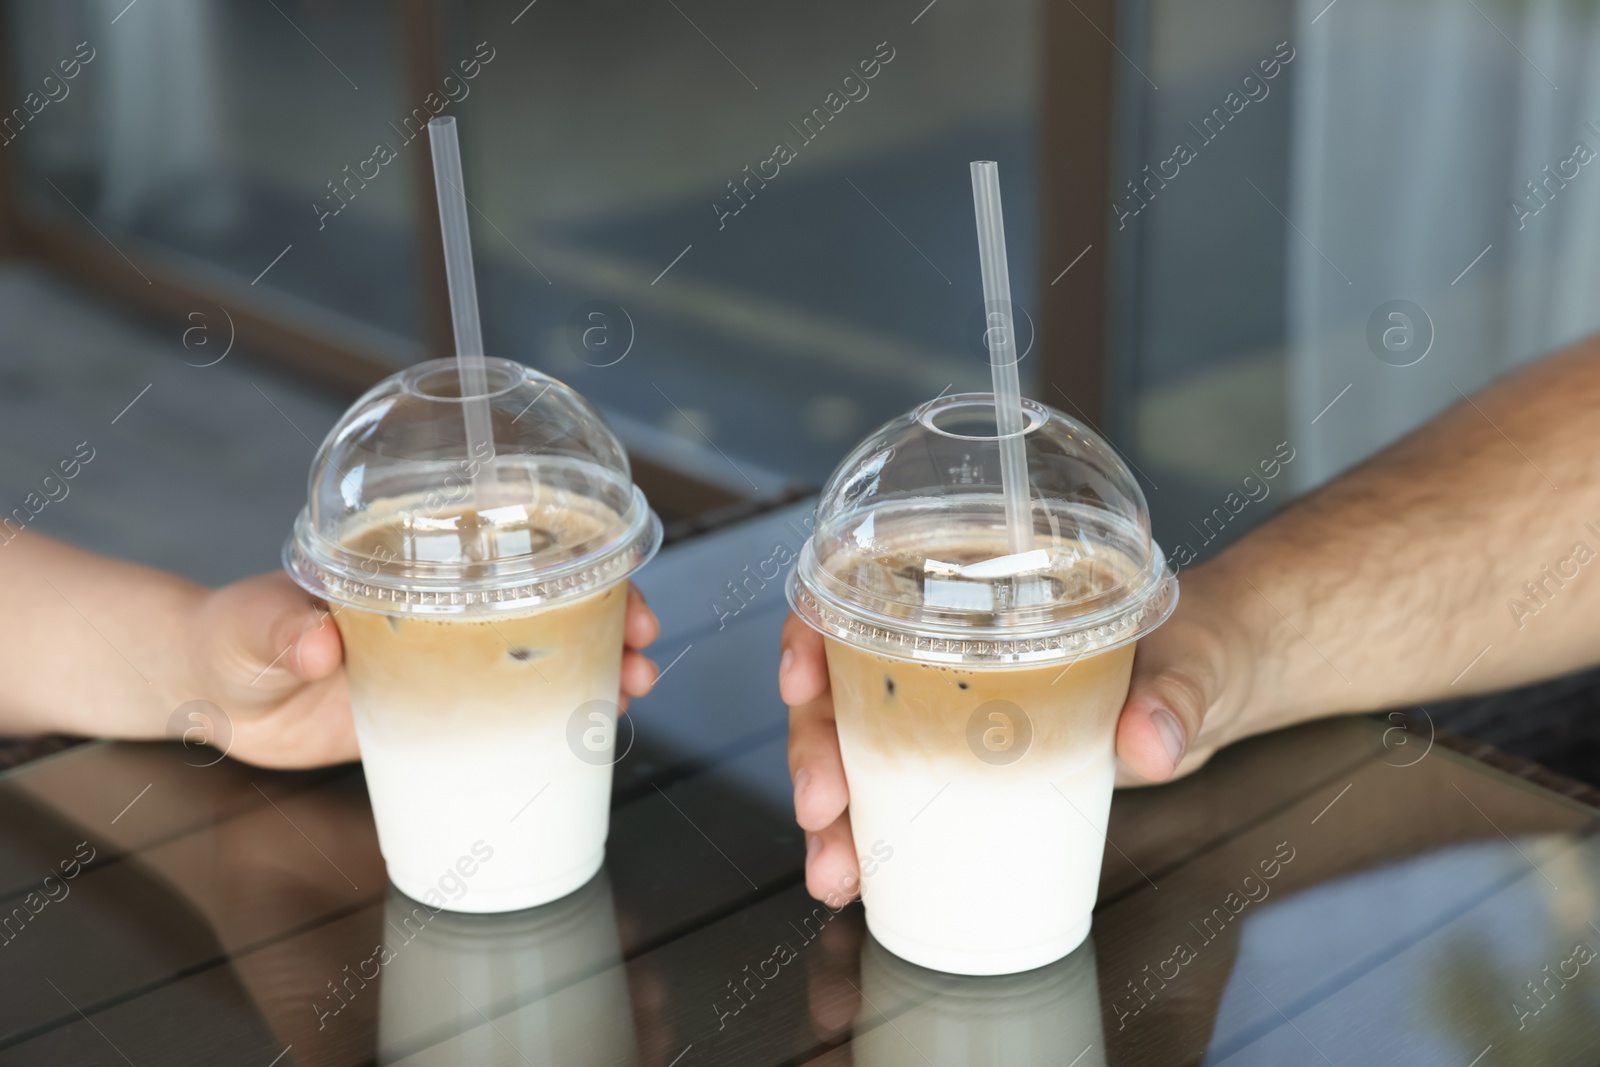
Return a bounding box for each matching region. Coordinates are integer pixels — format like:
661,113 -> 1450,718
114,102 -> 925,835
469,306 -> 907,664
780,647 -> 794,678
806,834 -> 820,862
793,767 -> 811,812
1150,707 -> 1187,769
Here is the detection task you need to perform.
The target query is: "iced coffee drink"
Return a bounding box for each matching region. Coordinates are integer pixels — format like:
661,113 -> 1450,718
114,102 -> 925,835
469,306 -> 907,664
334,494 -> 631,909
287,358 -> 660,913
789,394 -> 1175,975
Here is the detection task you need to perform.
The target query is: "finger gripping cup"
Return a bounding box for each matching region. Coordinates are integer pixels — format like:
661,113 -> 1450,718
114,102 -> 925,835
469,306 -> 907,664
286,358 -> 660,913
788,393 -> 1175,975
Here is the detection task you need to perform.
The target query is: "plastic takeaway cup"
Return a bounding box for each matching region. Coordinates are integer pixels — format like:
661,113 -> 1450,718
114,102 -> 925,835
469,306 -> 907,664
788,392 -> 1176,975
286,357 -> 660,913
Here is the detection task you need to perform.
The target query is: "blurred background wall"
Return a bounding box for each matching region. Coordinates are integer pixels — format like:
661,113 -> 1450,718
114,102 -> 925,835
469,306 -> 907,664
2,0 -> 1597,585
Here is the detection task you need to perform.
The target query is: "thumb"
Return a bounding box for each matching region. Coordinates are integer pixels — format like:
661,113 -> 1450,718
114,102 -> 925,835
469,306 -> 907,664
288,603 -> 344,681
235,574 -> 344,685
1114,564 -> 1251,784
1115,666 -> 1209,782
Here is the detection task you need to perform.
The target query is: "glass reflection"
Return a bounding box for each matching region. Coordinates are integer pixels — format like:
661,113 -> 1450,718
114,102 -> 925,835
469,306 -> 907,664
436,0 -> 1036,487
7,0 -> 421,343
377,870 -> 637,1065
1200,835 -> 1600,1066
849,934 -> 1105,1066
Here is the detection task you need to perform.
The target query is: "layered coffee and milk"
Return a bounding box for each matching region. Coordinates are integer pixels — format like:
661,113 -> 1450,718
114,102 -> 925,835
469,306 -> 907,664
815,531 -> 1139,974
335,493 -> 629,913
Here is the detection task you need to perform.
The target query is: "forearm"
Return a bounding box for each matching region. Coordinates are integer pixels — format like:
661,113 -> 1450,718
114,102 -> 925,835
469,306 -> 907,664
1215,336 -> 1600,730
0,532 -> 202,738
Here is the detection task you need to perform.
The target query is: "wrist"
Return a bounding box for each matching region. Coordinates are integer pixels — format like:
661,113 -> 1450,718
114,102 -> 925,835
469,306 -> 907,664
98,575 -> 209,743
1199,544 -> 1344,741
39,576 -> 206,742
162,582 -> 216,732
168,585 -> 220,716
0,534 -> 209,742
1174,555 -> 1276,751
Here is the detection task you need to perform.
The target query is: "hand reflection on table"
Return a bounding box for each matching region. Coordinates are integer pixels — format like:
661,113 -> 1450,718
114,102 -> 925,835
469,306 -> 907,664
802,909 -> 1107,1067
6,749 -> 660,1065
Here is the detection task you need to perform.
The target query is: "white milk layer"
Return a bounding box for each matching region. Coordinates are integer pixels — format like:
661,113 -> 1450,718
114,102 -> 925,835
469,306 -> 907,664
355,718 -> 613,913
823,636 -> 1133,975
842,741 -> 1115,975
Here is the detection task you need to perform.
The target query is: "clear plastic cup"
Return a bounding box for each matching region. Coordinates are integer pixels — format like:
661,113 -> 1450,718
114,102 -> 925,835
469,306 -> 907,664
285,357 -> 660,913
787,393 -> 1176,975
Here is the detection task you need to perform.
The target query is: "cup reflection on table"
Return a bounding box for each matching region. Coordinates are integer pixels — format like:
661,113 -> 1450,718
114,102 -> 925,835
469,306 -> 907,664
376,869 -> 638,1065
851,933 -> 1106,1067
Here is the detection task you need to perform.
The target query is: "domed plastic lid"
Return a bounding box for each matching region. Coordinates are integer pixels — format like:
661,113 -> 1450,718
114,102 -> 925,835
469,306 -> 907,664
285,358 -> 660,616
787,393 -> 1176,665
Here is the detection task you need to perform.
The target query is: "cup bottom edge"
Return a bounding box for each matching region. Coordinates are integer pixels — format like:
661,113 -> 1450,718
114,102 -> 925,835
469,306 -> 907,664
865,911 -> 1091,976
387,849 -> 605,914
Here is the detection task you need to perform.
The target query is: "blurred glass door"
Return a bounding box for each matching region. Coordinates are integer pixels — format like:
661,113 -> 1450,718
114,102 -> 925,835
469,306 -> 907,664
7,0 -> 423,354
433,0 -> 1040,493
1107,0 -> 1600,565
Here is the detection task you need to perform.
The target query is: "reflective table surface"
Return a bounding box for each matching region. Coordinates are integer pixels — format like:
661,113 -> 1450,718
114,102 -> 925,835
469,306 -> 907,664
2,502 -> 1598,1065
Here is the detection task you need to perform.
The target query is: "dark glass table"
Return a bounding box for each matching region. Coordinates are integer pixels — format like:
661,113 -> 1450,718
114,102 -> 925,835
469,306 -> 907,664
2,502 -> 1598,1065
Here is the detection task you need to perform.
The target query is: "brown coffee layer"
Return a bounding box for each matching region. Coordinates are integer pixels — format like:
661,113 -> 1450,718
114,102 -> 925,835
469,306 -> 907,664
338,500 -> 625,724
337,581 -> 626,733
823,637 -> 1134,766
333,494 -> 631,733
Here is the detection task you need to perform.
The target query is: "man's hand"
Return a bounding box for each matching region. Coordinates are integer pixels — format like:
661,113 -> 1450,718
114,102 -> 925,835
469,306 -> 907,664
779,560 -> 1259,904
182,574 -> 662,770
1112,561 -> 1258,785
780,613 -> 855,905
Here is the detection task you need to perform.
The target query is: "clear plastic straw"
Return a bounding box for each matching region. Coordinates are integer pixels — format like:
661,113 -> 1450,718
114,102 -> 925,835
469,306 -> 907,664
969,161 -> 1033,554
428,117 -> 496,499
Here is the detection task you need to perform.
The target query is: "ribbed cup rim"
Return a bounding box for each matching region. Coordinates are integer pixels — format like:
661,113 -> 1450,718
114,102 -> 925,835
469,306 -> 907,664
284,486 -> 661,616
787,538 -> 1178,666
